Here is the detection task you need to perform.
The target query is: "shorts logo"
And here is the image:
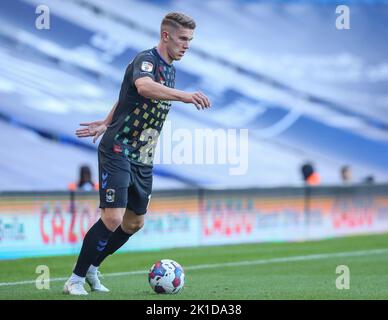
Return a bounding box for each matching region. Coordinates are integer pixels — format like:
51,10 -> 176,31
106,189 -> 115,203
141,61 -> 153,72
101,172 -> 108,189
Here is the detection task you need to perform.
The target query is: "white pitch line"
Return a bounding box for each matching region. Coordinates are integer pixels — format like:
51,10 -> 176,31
0,248 -> 387,287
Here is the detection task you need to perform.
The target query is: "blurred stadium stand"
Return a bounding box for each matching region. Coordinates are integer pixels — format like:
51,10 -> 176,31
0,0 -> 388,191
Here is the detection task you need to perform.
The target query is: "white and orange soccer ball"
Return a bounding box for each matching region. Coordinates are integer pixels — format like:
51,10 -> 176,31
148,259 -> 185,294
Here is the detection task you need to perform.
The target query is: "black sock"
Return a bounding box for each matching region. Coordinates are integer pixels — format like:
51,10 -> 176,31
93,225 -> 132,267
73,219 -> 112,277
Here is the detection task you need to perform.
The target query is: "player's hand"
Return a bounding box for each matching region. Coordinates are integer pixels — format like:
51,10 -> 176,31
75,120 -> 108,143
183,92 -> 211,110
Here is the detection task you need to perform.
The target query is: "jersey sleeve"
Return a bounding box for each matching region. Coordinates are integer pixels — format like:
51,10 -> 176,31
132,53 -> 158,83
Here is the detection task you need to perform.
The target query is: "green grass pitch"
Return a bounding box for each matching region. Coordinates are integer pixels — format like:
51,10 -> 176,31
0,233 -> 387,300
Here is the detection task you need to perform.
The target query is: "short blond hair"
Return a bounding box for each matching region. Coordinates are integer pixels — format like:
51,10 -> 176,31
161,12 -> 196,32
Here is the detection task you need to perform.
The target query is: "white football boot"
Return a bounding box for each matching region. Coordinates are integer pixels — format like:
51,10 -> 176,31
85,270 -> 110,292
63,279 -> 88,296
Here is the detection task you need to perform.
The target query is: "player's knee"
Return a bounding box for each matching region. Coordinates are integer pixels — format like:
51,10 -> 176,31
102,214 -> 122,231
122,219 -> 144,234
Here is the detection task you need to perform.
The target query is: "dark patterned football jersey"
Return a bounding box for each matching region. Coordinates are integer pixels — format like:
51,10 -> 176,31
100,47 -> 176,166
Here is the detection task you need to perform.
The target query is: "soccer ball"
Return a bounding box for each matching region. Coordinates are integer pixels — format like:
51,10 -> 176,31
148,259 -> 185,294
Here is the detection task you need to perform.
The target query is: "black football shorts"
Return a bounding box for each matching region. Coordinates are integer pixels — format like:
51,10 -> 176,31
98,147 -> 153,215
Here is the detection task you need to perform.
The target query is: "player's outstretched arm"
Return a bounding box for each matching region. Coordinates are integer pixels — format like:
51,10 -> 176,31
135,77 -> 211,110
75,101 -> 118,143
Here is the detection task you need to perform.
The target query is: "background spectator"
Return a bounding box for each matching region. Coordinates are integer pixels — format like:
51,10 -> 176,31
340,165 -> 352,184
68,165 -> 98,191
301,162 -> 321,186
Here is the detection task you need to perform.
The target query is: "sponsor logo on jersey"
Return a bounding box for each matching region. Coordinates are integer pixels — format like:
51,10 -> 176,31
141,61 -> 154,72
113,144 -> 122,154
157,100 -> 171,110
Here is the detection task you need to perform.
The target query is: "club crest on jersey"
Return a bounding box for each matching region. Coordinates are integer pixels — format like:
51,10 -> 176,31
141,61 -> 154,72
106,189 -> 115,203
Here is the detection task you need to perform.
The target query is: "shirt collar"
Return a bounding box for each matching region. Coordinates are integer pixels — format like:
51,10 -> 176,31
153,47 -> 172,66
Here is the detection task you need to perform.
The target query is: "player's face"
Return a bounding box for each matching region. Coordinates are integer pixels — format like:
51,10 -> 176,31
166,27 -> 194,61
